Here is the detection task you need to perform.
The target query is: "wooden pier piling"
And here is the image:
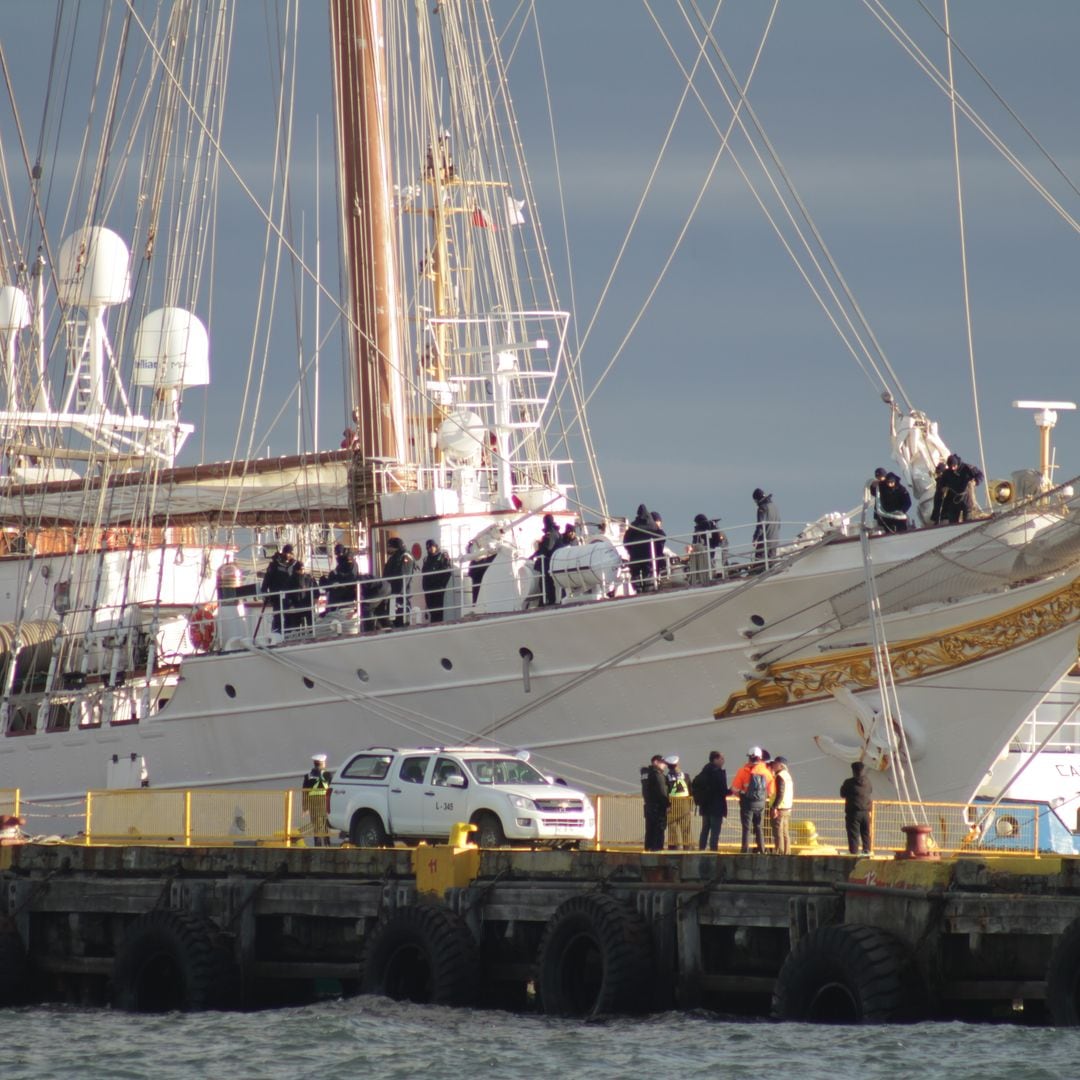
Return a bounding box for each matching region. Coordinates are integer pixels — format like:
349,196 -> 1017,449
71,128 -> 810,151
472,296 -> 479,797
3,842 -> 1080,1022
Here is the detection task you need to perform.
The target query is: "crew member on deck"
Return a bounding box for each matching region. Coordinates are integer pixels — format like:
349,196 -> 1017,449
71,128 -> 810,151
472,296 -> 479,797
875,472 -> 912,533
261,543 -> 295,633
421,539 -> 453,623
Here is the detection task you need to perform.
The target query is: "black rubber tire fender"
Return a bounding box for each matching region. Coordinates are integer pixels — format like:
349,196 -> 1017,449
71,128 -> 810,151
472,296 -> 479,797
362,902 -> 478,1005
1046,916 -> 1080,1025
472,811 -> 506,848
537,893 -> 654,1017
771,923 -> 923,1023
0,929 -> 28,1006
350,810 -> 389,848
112,909 -> 237,1012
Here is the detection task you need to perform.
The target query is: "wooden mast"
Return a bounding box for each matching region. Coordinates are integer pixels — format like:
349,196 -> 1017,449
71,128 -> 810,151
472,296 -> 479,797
329,0 -> 406,532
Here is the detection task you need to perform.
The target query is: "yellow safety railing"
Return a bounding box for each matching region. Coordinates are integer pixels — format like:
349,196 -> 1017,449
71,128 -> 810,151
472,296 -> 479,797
82,789 -> 306,846
0,788 -> 19,820
594,794 -> 1048,856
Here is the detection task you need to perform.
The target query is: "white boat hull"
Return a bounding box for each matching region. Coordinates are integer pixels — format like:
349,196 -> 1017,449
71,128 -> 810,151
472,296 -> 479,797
8,536 -> 1080,816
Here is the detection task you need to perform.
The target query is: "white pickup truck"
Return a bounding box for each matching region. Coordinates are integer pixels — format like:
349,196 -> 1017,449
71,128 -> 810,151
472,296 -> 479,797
326,746 -> 596,848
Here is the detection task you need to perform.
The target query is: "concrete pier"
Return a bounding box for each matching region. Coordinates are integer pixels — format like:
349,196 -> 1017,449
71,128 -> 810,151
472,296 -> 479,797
3,842 -> 1080,1022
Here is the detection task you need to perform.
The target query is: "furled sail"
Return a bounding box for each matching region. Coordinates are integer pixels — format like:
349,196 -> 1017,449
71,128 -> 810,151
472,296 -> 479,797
0,451 -> 355,527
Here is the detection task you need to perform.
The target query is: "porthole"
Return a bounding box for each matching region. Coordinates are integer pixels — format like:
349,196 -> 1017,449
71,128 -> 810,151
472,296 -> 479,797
356,668 -> 369,683
303,676 -> 315,689
750,614 -> 765,627
440,657 -> 453,671
224,684 -> 237,699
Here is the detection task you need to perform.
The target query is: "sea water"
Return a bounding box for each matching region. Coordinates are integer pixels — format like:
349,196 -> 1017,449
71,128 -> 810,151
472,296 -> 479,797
1,999 -> 1079,1080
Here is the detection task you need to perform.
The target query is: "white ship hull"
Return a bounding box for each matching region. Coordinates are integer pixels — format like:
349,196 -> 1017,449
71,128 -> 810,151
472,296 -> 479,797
8,522 -> 1080,814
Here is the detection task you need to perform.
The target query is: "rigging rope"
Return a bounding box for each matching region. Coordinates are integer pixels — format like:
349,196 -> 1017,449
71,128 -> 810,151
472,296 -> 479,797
942,0 -> 988,499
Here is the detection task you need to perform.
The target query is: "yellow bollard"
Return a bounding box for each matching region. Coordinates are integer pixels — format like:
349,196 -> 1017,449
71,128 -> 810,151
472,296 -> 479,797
413,822 -> 480,896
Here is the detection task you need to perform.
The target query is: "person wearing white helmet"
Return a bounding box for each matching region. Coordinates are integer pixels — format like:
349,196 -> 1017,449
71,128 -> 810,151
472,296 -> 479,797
664,754 -> 693,850
301,753 -> 332,846
730,747 -> 774,854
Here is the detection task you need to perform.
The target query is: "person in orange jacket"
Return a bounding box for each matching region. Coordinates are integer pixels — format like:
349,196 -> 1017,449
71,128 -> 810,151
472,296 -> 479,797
730,746 -> 775,854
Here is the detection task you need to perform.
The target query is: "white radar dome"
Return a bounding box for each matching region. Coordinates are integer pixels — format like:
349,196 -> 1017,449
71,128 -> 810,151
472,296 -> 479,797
0,286 -> 30,332
56,227 -> 131,308
437,409 -> 486,464
132,308 -> 209,389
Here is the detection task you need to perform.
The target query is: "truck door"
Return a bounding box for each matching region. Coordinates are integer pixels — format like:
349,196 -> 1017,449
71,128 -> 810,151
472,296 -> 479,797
424,755 -> 468,837
389,754 -> 431,834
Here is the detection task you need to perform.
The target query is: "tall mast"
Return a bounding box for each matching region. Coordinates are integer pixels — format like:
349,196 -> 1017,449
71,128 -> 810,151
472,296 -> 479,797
329,0 -> 406,527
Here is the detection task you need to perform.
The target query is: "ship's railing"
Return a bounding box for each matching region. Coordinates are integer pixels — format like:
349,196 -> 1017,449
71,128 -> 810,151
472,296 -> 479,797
241,516 -> 844,639
0,515 -> 846,685
593,794 -> 1050,856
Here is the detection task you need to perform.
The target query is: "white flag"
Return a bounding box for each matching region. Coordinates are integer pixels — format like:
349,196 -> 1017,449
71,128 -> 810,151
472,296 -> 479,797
505,195 -> 526,226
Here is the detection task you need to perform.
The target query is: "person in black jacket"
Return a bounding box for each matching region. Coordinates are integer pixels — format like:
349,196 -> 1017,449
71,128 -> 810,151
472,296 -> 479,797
875,472 -> 912,533
283,560 -> 317,631
381,537 -> 414,627
261,543 -> 295,633
623,505 -> 658,592
694,750 -> 728,851
641,755 -> 670,851
533,514 -> 562,606
421,539 -> 453,623
840,761 -> 874,854
321,547 -> 359,612
931,454 -> 983,524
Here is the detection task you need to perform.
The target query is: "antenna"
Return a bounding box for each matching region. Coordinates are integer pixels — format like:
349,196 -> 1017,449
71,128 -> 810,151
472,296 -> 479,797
1012,400 -> 1077,484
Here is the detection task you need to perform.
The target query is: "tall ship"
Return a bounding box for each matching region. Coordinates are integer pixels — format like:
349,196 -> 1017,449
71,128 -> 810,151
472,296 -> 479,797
0,2 -> 1079,825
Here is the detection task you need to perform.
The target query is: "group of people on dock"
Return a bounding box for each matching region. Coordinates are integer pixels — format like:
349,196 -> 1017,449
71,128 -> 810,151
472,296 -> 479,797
642,748 -> 873,856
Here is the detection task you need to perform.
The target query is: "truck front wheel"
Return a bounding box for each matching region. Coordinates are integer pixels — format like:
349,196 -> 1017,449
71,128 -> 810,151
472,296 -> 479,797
350,811 -> 389,848
473,811 -> 507,848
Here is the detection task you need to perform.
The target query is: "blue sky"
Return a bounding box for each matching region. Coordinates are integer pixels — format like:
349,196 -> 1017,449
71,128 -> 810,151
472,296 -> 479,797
3,2 -> 1080,547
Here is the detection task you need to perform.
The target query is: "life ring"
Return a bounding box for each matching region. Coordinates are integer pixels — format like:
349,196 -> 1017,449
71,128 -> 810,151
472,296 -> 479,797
1045,916 -> 1080,1024
112,909 -> 237,1012
771,923 -> 923,1023
536,893 -> 654,1017
361,903 -> 478,1005
187,603 -> 217,652
0,927 -> 27,1005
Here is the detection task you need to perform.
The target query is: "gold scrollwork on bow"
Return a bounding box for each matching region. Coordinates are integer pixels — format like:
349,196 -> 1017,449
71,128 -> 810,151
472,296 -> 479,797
715,576 -> 1080,718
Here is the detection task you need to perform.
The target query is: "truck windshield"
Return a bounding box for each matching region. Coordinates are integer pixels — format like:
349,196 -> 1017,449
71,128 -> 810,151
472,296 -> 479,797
465,758 -> 547,786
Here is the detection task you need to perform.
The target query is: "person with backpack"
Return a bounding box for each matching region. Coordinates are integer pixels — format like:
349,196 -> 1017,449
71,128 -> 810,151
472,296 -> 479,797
664,754 -> 693,850
692,750 -> 728,851
730,746 -> 775,854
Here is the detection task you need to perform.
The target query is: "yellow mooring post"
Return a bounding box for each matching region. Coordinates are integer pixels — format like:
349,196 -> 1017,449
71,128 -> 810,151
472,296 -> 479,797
84,791 -> 93,846
284,790 -> 295,845
413,821 -> 480,897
